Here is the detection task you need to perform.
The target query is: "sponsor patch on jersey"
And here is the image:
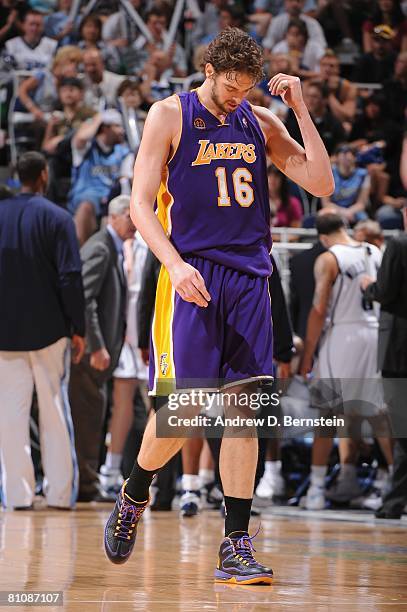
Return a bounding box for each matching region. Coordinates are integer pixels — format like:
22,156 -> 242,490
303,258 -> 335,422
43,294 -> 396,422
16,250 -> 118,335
194,117 -> 206,129
160,353 -> 169,376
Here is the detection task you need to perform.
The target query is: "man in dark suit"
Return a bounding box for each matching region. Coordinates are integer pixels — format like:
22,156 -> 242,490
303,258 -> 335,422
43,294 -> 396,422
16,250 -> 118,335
289,240 -> 326,339
0,152 -> 85,510
361,207 -> 407,519
69,195 -> 135,501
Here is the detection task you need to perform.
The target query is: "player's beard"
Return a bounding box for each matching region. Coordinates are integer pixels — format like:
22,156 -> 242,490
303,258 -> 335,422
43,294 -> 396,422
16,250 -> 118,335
211,79 -> 237,116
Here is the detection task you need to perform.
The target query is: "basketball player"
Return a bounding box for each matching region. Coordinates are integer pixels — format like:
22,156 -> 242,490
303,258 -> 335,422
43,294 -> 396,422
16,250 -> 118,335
104,28 -> 334,584
300,212 -> 392,510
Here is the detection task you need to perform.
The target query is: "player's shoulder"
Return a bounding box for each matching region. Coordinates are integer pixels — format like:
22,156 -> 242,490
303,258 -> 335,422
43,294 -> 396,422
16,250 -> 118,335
251,104 -> 285,136
148,94 -> 181,120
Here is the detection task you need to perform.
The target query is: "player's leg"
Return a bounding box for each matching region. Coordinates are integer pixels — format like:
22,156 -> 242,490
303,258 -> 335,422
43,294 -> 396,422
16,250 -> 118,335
303,436 -> 333,510
215,382 -> 273,584
180,438 -> 204,517
0,350 -> 35,509
31,338 -> 77,509
100,376 -> 138,496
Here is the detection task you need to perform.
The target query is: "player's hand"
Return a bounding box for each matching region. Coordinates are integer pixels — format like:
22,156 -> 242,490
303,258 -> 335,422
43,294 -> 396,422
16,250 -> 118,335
360,275 -> 374,291
71,335 -> 85,364
168,261 -> 211,307
277,361 -> 291,379
268,73 -> 304,111
299,354 -> 313,378
90,347 -> 111,371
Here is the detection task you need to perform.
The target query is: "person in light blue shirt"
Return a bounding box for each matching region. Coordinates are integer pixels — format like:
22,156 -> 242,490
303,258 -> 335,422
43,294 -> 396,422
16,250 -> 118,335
68,109 -> 131,245
321,144 -> 370,225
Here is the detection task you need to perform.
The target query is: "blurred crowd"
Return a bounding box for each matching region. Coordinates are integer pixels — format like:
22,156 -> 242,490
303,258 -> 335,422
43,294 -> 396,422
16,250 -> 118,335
0,0 -> 407,520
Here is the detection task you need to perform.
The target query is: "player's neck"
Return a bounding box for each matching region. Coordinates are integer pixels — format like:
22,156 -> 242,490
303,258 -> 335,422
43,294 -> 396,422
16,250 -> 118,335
196,82 -> 227,122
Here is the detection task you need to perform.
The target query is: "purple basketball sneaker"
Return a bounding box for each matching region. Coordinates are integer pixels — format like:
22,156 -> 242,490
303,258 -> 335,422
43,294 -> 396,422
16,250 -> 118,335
214,530 -> 273,585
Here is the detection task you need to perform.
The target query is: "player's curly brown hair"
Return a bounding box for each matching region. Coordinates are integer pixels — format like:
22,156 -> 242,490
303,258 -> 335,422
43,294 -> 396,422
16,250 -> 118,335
203,28 -> 264,83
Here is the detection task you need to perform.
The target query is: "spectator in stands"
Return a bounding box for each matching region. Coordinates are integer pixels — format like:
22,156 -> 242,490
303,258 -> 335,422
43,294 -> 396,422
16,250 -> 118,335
0,151 -> 85,510
42,77 -> 94,155
268,164 -> 303,235
271,17 -> 324,77
42,76 -> 95,206
353,219 -> 385,250
0,0 -> 28,48
316,50 -> 357,127
191,0 -> 224,47
116,77 -> 145,115
126,8 -> 187,80
353,24 -> 397,84
44,0 -> 75,46
315,0 -> 361,51
363,0 -> 407,53
199,5 -> 249,45
69,195 -> 135,502
82,48 -> 124,110
102,0 -> 145,49
77,13 -> 121,74
263,0 -> 326,53
3,9 -> 57,69
349,92 -> 403,212
285,80 -> 345,155
383,50 -> 407,123
321,144 -> 370,225
68,109 -> 131,245
18,45 -> 82,121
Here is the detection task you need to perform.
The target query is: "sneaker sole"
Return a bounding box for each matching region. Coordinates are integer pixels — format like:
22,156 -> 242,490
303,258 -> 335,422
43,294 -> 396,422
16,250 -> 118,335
214,570 -> 273,585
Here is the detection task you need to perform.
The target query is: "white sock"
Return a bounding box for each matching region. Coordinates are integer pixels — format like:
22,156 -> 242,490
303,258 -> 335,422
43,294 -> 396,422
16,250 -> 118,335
105,452 -> 122,470
265,460 -> 282,476
199,468 -> 214,487
182,474 -> 201,491
310,465 -> 327,488
388,464 -> 394,477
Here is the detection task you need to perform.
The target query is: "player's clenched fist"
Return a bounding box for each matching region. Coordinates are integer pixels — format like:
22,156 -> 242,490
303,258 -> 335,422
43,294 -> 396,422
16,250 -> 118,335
268,73 -> 304,112
168,261 -> 211,307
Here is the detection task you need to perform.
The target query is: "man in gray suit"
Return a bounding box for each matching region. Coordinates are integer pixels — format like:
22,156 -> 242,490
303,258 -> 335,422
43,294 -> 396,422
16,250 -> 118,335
69,195 -> 135,501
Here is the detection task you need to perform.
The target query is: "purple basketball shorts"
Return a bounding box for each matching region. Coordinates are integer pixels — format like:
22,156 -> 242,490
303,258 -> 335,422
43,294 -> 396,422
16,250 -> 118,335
149,255 -> 274,395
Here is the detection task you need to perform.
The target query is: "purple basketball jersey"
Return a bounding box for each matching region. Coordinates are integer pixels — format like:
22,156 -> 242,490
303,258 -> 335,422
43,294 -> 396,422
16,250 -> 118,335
156,91 -> 272,277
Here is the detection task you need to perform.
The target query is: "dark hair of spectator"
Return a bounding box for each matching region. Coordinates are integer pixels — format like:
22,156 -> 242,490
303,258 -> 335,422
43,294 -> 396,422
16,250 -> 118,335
203,28 -> 264,83
220,5 -> 247,29
287,17 -> 309,43
363,91 -> 386,112
58,77 -> 84,90
306,80 -> 326,98
117,78 -> 141,97
79,14 -> 102,40
146,8 -> 168,24
267,165 -> 291,210
369,0 -> 404,27
17,152 -> 47,185
316,213 -> 345,235
0,184 -> 13,200
23,9 -> 44,20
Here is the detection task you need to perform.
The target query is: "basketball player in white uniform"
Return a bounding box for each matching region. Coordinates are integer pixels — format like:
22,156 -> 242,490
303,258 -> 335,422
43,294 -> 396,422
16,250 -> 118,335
300,212 -> 393,510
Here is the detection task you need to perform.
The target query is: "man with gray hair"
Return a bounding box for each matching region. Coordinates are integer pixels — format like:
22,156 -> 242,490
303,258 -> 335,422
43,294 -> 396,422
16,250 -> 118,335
69,195 -> 136,501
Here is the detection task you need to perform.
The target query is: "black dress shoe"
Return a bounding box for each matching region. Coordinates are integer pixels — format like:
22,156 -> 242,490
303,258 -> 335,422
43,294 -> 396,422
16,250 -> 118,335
375,508 -> 402,519
77,489 -> 115,503
14,505 -> 34,511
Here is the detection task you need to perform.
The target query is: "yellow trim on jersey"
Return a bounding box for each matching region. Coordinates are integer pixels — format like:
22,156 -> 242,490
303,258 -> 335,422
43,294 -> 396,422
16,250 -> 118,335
151,265 -> 176,396
156,166 -> 175,237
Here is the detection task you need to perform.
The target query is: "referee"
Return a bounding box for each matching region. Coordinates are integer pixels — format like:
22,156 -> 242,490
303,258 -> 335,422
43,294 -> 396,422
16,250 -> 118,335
0,152 -> 85,510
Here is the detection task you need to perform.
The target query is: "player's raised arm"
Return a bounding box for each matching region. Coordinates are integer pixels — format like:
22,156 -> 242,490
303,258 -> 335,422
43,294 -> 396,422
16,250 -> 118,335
130,97 -> 210,308
254,74 -> 335,198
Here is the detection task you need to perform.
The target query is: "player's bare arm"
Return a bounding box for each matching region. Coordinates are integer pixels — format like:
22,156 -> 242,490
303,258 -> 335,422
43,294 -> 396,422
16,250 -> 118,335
130,96 -> 211,308
253,74 -> 335,197
300,252 -> 338,376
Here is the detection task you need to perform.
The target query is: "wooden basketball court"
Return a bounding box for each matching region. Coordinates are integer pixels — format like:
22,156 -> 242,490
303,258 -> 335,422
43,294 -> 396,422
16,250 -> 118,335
1,504 -> 406,611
